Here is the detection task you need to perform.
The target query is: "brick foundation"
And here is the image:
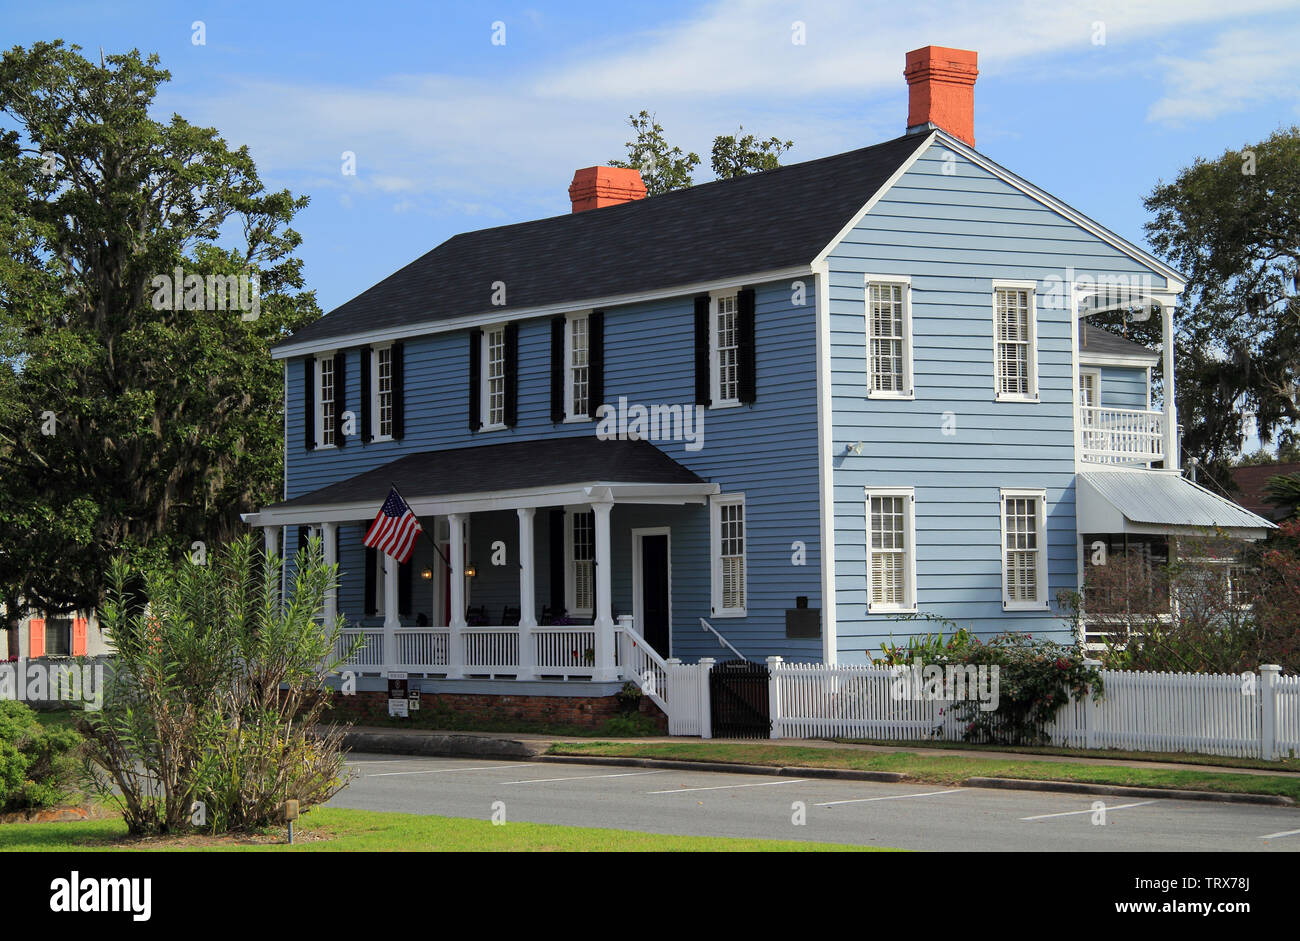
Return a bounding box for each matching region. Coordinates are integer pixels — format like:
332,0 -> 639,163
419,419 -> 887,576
328,688 -> 668,732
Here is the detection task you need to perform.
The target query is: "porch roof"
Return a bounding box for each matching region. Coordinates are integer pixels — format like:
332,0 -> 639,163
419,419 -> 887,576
1077,470 -> 1275,540
245,437 -> 717,525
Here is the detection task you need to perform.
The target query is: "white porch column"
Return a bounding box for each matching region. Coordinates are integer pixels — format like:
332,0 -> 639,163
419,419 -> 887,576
447,513 -> 466,679
383,549 -> 400,671
516,508 -> 537,678
1161,300 -> 1179,470
322,521 -> 338,630
591,499 -> 617,682
262,525 -> 280,559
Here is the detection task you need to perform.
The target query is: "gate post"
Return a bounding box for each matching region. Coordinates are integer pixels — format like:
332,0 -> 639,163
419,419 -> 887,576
766,656 -> 784,739
1083,658 -> 1101,750
1260,664 -> 1281,761
698,657 -> 715,740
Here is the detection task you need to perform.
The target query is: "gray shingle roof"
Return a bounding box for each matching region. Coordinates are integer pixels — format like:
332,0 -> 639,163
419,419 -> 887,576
268,437 -> 704,510
1078,324 -> 1159,361
274,133 -> 929,351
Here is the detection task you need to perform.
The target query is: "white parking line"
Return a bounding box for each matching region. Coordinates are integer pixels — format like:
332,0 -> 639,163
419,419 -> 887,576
366,763 -> 543,778
501,770 -> 670,785
1259,827 -> 1300,840
649,779 -> 808,794
1021,800 -> 1158,821
815,789 -> 963,807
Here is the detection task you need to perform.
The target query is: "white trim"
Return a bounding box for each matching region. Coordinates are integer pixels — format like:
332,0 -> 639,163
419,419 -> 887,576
563,311 -> 592,422
863,275 -> 915,400
271,265 -> 813,360
812,260 -> 837,664
563,507 -> 595,618
1078,352 -> 1160,367
631,526 -> 673,657
708,290 -> 741,408
864,486 -> 917,614
811,133 -> 937,268
314,353 -> 339,449
1078,366 -> 1102,408
368,342 -> 395,442
927,129 -> 1187,291
992,280 -> 1039,403
480,322 -> 507,431
1000,488 -> 1049,611
710,493 -> 747,618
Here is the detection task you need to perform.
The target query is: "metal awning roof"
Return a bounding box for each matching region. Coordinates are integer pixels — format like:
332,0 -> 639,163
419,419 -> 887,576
1077,471 -> 1275,539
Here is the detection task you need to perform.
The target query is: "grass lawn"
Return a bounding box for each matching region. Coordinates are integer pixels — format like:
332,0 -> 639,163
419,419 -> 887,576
834,738 -> 1300,772
548,741 -> 1300,802
0,807 -> 891,852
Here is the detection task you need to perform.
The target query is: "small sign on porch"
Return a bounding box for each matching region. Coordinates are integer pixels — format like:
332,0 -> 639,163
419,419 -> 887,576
388,672 -> 409,718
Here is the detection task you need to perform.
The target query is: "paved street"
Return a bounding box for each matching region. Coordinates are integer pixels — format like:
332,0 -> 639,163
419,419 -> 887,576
327,753 -> 1300,851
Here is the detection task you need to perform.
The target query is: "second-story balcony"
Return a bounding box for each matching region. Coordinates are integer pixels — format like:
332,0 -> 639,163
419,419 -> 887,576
1078,405 -> 1165,466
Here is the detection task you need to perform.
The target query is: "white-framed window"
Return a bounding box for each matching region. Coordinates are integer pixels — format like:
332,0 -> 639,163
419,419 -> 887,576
993,281 -> 1038,401
710,494 -> 746,617
865,277 -> 913,398
1078,367 -> 1101,409
865,487 -> 916,612
565,313 -> 591,421
564,509 -> 595,617
371,344 -> 394,440
1001,489 -> 1048,609
481,324 -> 506,429
710,293 -> 740,407
315,355 -> 336,448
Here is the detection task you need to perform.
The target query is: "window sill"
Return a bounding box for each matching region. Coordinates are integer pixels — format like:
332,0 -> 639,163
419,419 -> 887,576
710,400 -> 743,410
868,604 -> 917,615
562,416 -> 591,424
711,608 -> 747,619
1002,601 -> 1049,612
867,391 -> 915,401
313,444 -> 338,451
371,434 -> 393,443
995,394 -> 1040,404
478,423 -> 507,433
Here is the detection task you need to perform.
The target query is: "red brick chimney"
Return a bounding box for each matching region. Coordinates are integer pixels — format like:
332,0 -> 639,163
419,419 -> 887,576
568,166 -> 648,212
904,45 -> 978,147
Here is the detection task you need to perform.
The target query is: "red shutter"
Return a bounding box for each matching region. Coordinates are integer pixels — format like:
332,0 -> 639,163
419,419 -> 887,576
29,618 -> 45,658
72,617 -> 88,656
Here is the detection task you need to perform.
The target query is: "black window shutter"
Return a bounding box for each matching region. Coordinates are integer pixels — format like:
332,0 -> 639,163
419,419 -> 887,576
737,288 -> 757,404
504,322 -> 519,428
589,310 -> 604,414
549,508 -> 565,615
298,525 -> 309,558
550,316 -> 564,423
359,346 -> 372,443
333,350 -> 347,447
303,357 -> 315,450
399,557 -> 412,617
364,546 -> 377,617
694,295 -> 711,406
391,342 -> 405,440
468,329 -> 482,431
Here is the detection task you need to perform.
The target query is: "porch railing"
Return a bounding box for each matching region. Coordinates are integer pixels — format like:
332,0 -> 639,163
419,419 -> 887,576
1078,405 -> 1164,465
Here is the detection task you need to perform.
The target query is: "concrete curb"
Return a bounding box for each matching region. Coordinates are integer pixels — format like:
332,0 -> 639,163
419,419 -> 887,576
343,730 -> 545,759
961,776 -> 1296,807
537,753 -> 909,782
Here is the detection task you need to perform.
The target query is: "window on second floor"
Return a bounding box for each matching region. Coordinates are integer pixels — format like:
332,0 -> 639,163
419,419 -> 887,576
565,313 -> 591,421
482,324 -> 506,429
316,354 -> 337,448
712,294 -> 740,407
993,283 -> 1038,401
371,344 -> 394,441
866,278 -> 913,397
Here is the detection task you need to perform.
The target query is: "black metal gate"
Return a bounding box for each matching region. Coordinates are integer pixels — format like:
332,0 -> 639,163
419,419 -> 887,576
709,660 -> 771,739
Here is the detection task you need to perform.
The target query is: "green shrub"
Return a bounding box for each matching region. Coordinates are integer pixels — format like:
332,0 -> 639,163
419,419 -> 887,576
0,701 -> 82,811
597,712 -> 660,737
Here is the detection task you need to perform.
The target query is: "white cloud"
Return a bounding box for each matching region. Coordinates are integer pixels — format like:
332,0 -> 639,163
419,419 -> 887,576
1147,26 -> 1300,124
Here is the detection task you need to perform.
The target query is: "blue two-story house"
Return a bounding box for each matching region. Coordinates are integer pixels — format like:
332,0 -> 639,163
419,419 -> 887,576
244,45 -> 1271,710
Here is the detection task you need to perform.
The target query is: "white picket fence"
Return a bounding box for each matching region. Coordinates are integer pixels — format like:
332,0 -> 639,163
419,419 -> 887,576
763,658 -> 1300,760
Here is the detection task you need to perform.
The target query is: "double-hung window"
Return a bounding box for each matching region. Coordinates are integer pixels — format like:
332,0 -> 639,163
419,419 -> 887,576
866,278 -> 913,397
371,344 -> 394,440
993,282 -> 1038,401
866,487 -> 916,612
710,494 -> 746,617
565,314 -> 590,421
316,355 -> 336,447
712,294 -> 740,407
482,324 -> 506,429
1001,489 -> 1048,609
565,510 -> 595,617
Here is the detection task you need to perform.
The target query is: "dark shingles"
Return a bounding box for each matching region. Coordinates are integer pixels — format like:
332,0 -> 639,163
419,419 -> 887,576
268,437 -> 705,510
274,133 -> 929,351
1078,325 -> 1159,360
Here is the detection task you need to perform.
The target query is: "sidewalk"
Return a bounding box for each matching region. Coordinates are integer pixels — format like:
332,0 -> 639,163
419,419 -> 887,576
340,725 -> 1300,778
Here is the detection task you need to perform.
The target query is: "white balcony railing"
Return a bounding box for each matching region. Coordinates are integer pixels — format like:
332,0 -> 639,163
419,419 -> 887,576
1079,405 -> 1165,465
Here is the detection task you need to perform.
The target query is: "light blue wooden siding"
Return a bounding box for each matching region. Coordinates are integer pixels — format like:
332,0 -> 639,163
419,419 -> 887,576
283,279 -> 823,660
827,142 -> 1169,662
1096,365 -> 1150,410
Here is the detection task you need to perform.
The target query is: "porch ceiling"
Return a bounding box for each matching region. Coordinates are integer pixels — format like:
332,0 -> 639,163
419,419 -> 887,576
1077,470 -> 1275,540
245,437 -> 717,525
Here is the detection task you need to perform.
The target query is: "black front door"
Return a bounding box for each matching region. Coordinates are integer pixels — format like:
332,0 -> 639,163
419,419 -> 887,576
640,534 -> 670,655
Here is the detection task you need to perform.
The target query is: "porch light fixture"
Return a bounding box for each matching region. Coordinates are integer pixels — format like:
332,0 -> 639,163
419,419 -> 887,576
420,568 -> 433,580
845,441 -> 865,456
465,564 -> 477,578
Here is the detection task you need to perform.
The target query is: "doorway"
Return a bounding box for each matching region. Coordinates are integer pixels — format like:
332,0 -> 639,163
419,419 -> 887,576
632,528 -> 672,656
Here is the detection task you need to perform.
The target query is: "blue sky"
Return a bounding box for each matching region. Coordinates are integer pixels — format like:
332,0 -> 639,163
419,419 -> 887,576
4,0 -> 1299,318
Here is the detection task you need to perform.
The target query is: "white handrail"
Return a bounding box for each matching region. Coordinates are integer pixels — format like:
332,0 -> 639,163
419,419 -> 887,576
617,620 -> 670,713
699,617 -> 747,661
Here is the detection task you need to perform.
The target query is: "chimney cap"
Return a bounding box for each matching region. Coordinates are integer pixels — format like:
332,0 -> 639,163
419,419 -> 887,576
568,166 -> 647,213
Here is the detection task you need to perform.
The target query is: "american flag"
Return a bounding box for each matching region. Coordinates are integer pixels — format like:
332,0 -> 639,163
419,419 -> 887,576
363,487 -> 423,563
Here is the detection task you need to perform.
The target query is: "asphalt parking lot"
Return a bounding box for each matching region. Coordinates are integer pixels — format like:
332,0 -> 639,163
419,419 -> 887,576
327,753 -> 1300,851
